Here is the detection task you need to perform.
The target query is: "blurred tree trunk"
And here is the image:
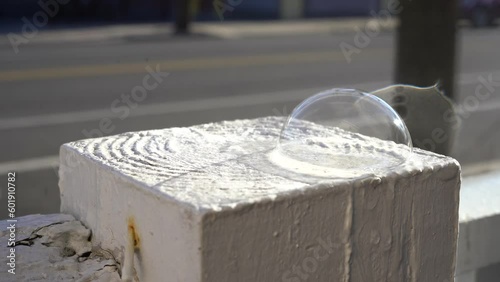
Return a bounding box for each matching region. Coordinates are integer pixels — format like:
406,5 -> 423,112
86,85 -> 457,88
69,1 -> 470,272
395,0 -> 459,99
175,0 -> 190,34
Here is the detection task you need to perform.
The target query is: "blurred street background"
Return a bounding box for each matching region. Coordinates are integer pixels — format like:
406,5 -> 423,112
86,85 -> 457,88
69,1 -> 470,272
1,0 -> 500,218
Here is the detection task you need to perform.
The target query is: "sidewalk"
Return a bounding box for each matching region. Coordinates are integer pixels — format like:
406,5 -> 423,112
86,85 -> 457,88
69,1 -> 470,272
0,18 -> 397,47
194,18 -> 397,38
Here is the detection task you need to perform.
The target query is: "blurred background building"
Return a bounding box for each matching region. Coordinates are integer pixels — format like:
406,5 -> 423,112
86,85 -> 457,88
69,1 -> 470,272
2,0 -> 498,28
1,0 -> 381,22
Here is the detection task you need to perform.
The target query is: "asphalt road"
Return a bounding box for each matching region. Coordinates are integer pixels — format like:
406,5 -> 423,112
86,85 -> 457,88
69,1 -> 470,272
1,26 -> 500,218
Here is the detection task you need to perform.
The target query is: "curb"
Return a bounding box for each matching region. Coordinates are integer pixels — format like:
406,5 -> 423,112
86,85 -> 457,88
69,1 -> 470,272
0,18 -> 397,47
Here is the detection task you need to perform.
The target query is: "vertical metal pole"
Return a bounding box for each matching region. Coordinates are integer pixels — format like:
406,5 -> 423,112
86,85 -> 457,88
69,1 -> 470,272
395,0 -> 459,100
175,0 -> 190,34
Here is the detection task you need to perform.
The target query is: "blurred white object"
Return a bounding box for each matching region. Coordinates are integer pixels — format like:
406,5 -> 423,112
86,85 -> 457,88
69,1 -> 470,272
373,84 -> 457,155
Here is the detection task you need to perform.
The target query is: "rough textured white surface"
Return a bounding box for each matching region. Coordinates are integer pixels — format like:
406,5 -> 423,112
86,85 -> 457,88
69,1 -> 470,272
456,170 -> 500,277
0,214 -> 120,282
59,117 -> 461,282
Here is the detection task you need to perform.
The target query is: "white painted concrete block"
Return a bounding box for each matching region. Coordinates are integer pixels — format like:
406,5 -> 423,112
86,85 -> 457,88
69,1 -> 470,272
59,117 -> 461,282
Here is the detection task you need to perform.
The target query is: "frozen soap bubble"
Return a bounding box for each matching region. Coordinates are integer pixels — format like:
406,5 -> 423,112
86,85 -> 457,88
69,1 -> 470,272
272,88 -> 413,178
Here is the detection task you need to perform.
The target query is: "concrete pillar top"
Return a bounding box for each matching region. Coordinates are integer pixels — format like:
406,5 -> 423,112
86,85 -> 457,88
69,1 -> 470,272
61,116 -> 459,212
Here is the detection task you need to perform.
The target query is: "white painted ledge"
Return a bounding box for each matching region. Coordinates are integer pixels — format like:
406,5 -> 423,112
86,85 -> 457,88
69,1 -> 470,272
455,170 -> 500,282
58,117 -> 461,282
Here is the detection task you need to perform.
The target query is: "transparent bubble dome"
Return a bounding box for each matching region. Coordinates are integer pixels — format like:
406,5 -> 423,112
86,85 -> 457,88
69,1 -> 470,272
271,88 -> 413,179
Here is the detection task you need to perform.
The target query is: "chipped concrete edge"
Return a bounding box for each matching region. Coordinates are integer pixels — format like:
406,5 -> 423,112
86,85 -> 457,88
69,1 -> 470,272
0,213 -> 123,282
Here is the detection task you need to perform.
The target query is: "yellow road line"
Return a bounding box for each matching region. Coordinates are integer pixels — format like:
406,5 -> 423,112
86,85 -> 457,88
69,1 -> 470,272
0,49 -> 385,82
